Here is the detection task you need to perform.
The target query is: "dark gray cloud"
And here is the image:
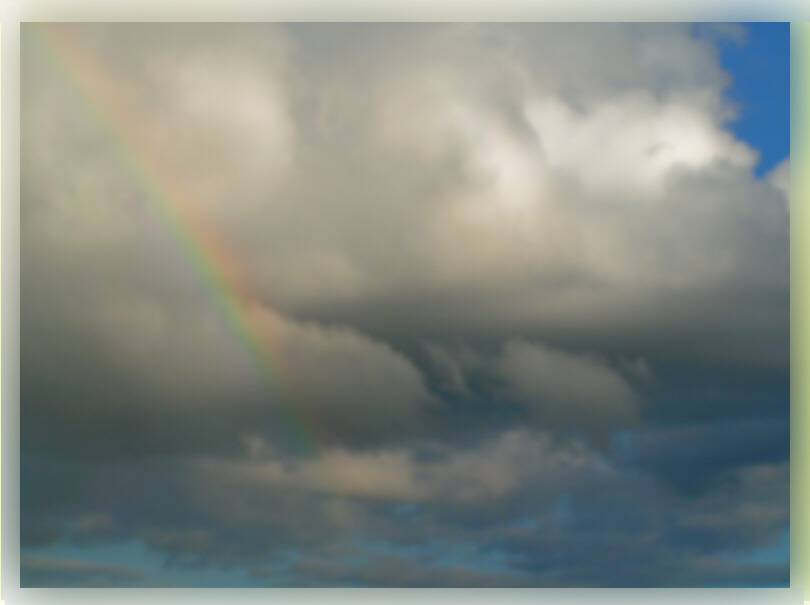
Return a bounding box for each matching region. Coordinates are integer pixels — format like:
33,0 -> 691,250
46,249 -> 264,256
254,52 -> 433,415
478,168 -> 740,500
20,443 -> 789,586
611,418 -> 790,495
20,23 -> 788,587
20,555 -> 151,588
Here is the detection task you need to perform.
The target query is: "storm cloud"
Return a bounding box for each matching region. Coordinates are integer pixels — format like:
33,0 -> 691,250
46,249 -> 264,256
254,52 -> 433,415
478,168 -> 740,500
20,23 -> 789,587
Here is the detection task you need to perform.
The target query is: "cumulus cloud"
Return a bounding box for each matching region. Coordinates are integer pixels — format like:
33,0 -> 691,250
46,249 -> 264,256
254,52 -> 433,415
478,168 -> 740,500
20,23 -> 789,587
524,93 -> 754,197
23,23 -> 788,381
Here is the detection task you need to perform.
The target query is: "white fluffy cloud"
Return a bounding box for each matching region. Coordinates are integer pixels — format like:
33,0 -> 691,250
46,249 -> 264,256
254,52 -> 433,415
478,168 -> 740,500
524,93 -> 755,198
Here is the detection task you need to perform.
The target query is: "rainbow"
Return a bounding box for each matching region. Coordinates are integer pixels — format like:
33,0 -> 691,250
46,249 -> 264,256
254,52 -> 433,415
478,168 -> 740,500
28,23 -> 322,456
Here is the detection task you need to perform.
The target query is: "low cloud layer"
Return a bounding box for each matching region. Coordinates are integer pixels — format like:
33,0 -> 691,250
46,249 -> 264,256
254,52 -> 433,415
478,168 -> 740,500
496,340 -> 639,432
21,23 -> 788,586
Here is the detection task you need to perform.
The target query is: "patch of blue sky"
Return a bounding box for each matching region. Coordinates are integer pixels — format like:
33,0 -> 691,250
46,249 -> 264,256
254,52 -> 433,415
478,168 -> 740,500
355,534 -> 525,576
718,526 -> 790,566
391,502 -> 421,516
708,22 -> 790,177
711,526 -> 789,587
439,545 -> 523,575
506,515 -> 538,530
353,535 -> 440,561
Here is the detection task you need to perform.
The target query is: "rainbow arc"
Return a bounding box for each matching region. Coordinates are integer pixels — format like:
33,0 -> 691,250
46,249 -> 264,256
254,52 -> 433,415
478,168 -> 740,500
30,23 -> 321,456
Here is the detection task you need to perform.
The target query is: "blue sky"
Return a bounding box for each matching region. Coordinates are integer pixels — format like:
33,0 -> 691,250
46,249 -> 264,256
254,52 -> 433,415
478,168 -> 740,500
716,22 -> 790,176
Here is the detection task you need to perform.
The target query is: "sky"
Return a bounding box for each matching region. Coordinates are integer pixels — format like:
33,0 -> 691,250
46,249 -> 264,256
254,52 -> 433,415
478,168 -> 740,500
712,23 -> 791,176
19,22 -> 790,588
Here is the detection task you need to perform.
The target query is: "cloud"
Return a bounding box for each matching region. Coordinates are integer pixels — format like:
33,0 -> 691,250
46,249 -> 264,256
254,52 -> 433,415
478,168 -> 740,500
279,317 -> 440,446
22,24 -> 787,433
424,344 -> 474,397
483,460 -> 788,587
768,158 -> 790,211
274,552 -> 535,587
22,304 -> 439,454
495,340 -> 639,433
20,23 -> 789,587
21,437 -> 789,585
21,555 -> 150,587
192,429 -> 609,506
611,417 -> 790,495
524,92 -> 754,198
24,24 -> 296,225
